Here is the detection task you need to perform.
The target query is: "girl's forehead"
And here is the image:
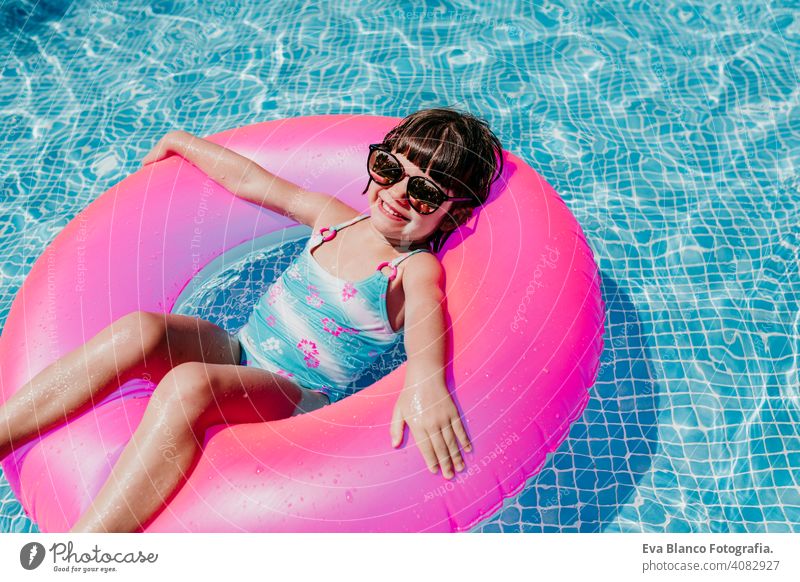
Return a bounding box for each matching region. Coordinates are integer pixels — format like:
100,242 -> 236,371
392,151 -> 444,185
391,150 -> 451,193
391,149 -> 421,171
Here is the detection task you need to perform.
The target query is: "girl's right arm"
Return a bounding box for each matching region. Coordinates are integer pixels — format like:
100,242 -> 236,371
141,130 -> 342,227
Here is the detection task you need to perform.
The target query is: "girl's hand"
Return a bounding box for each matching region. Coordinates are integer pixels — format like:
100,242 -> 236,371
390,371 -> 472,479
141,130 -> 191,166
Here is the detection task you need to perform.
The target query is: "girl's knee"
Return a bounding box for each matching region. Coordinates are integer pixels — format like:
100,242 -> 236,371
156,362 -> 216,425
113,310 -> 167,355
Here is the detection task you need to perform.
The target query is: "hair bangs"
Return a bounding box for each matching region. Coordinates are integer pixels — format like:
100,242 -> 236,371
384,118 -> 476,201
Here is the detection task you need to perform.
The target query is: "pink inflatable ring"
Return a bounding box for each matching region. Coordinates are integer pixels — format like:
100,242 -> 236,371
0,115 -> 605,532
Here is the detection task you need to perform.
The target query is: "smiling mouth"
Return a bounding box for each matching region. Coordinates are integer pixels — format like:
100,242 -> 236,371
379,198 -> 409,221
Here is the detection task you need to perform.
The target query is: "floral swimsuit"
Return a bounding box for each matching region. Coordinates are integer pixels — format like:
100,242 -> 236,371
237,213 -> 430,404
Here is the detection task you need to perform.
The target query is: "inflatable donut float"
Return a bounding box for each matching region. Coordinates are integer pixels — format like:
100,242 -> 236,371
0,115 -> 605,532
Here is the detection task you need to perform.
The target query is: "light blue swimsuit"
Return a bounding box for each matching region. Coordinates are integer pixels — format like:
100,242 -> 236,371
237,213 -> 430,404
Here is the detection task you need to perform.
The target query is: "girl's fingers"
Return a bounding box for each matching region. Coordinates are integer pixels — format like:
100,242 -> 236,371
390,405 -> 405,447
451,415 -> 472,452
440,423 -> 464,472
428,429 -> 454,479
413,427 -> 439,474
142,148 -> 161,165
143,139 -> 171,165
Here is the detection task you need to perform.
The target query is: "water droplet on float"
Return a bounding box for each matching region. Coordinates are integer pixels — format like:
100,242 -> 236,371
345,490 -> 353,503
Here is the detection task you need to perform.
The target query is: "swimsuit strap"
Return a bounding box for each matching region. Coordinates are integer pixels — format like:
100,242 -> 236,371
331,213 -> 370,231
377,248 -> 433,282
314,213 -> 369,246
389,248 -> 432,268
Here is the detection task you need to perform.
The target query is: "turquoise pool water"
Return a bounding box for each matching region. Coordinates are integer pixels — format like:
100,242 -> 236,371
1,0 -> 798,533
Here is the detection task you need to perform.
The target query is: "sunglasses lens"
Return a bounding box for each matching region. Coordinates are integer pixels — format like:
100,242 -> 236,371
369,149 -> 403,184
367,147 -> 450,215
407,177 -> 445,215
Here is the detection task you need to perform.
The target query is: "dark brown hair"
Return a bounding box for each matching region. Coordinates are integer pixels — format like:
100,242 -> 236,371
372,107 -> 504,252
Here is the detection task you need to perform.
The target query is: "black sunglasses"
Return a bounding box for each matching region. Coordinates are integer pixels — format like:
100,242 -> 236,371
365,144 -> 474,215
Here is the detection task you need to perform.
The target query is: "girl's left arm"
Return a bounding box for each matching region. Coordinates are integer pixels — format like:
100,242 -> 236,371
390,253 -> 472,479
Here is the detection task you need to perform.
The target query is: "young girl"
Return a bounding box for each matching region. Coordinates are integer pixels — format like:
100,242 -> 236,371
0,108 -> 504,533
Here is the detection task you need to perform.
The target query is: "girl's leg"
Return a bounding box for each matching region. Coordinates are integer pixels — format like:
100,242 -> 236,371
69,362 -> 326,533
0,310 -> 240,460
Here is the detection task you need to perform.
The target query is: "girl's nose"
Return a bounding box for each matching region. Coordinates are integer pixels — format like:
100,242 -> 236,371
386,179 -> 411,208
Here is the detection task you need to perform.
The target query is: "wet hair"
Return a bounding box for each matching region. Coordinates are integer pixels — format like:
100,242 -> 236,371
369,107 -> 504,252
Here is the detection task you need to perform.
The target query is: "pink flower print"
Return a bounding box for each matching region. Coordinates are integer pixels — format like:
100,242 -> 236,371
297,339 -> 320,368
259,337 -> 283,355
265,315 -> 276,327
276,369 -> 295,379
368,350 -> 377,358
286,263 -> 302,281
341,282 -> 357,302
305,284 -> 324,308
321,317 -> 359,338
267,280 -> 284,306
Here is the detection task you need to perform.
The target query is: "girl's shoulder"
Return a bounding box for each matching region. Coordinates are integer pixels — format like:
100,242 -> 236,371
399,249 -> 443,289
310,203 -> 362,234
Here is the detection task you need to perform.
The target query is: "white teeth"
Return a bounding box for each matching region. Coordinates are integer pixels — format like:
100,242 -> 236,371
381,199 -> 404,220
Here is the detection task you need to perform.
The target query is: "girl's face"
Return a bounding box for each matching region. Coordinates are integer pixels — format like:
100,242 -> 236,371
365,150 -> 455,247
